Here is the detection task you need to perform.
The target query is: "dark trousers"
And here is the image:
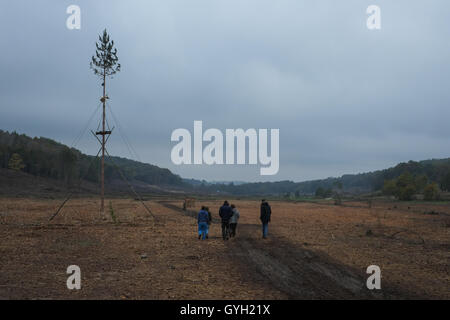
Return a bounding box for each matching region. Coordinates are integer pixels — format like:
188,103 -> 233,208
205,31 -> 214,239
229,223 -> 237,237
262,223 -> 269,238
221,220 -> 230,240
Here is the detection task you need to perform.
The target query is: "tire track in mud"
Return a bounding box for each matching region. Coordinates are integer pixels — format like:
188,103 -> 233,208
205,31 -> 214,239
157,201 -> 407,299
233,223 -> 378,299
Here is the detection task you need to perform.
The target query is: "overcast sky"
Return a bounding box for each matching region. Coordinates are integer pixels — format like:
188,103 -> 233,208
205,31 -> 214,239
1,1 -> 449,182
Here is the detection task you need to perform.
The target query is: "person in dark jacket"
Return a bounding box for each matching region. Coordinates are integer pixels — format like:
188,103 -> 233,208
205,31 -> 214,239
260,199 -> 271,239
205,206 -> 212,239
219,201 -> 233,240
197,206 -> 209,240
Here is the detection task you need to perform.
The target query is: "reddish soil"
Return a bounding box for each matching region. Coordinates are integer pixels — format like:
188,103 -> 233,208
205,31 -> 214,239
0,197 -> 448,299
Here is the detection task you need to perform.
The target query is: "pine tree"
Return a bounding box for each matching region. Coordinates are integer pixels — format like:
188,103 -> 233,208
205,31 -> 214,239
90,29 -> 121,83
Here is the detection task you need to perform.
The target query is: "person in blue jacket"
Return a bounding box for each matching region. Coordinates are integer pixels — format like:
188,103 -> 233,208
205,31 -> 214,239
197,206 -> 209,240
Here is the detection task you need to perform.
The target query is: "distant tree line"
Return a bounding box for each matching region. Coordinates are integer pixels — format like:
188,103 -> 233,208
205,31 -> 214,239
0,130 -> 185,187
315,187 -> 333,198
3,129 -> 450,199
187,159 -> 450,200
382,171 -> 441,201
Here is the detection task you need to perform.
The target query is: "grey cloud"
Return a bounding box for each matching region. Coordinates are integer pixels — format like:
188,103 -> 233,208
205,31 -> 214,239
0,0 -> 449,182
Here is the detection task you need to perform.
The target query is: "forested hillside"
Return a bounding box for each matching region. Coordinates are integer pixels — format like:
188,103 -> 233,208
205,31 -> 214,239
189,159 -> 450,197
0,130 -> 185,187
2,129 -> 450,198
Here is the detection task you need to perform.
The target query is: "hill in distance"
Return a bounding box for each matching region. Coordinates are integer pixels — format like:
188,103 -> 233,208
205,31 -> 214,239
1,129 -> 450,198
0,130 -> 185,196
185,161 -> 450,197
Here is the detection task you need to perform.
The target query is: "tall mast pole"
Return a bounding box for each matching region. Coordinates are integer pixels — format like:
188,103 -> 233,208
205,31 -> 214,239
92,29 -> 117,217
101,72 -> 106,216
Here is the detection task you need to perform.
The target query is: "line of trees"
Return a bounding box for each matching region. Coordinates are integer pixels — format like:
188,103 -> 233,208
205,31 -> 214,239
186,159 -> 450,199
0,131 -> 83,184
0,130 -> 184,187
4,129 -> 450,199
382,171 -> 442,201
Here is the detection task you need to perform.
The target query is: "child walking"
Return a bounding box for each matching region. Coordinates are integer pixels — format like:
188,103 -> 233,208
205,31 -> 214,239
197,206 -> 209,240
229,204 -> 240,238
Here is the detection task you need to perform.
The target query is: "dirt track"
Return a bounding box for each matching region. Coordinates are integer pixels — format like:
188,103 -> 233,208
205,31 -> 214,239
158,201 -> 416,299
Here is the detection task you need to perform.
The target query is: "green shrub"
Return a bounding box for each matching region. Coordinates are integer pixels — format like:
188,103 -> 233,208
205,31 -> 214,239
424,183 -> 440,201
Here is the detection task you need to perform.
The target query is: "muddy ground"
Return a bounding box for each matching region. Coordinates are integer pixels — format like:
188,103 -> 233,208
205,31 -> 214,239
0,197 -> 448,299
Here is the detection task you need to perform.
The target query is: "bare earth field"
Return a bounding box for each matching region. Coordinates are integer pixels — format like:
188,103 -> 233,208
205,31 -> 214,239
0,197 -> 449,299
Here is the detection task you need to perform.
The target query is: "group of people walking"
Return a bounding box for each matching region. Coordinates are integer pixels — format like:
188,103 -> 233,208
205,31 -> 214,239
197,199 -> 271,240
